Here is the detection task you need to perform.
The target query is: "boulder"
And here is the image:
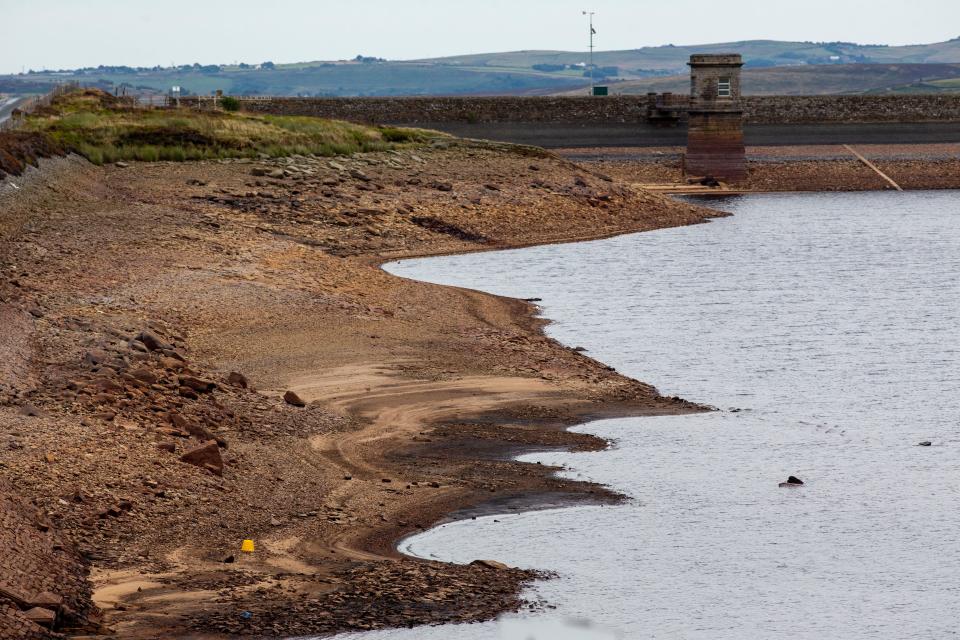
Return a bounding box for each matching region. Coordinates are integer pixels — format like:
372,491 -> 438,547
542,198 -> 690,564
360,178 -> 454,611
227,371 -> 249,388
779,475 -> 804,487
130,368 -> 158,385
918,441 -> 932,446
283,390 -> 306,407
157,441 -> 176,453
136,330 -> 168,352
180,440 -> 223,476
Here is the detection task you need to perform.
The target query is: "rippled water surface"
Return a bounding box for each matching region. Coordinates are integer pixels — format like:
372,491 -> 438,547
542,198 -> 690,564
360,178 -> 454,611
338,191 -> 960,640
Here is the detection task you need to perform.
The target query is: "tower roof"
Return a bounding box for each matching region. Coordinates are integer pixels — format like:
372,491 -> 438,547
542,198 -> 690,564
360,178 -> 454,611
688,54 -> 743,67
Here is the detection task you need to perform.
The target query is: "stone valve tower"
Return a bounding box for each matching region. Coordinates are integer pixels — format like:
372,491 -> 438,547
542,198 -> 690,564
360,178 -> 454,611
685,54 -> 746,181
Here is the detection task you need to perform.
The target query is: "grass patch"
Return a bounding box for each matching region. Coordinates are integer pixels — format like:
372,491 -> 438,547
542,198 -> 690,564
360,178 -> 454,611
24,89 -> 438,165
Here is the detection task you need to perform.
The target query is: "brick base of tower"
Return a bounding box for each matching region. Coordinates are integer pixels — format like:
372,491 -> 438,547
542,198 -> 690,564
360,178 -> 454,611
685,110 -> 746,181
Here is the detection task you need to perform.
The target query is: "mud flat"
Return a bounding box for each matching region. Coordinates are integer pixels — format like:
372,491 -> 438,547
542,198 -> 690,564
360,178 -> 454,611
0,142 -> 719,638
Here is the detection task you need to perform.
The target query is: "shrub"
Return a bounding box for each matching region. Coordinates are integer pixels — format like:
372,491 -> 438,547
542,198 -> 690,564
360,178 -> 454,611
220,96 -> 241,112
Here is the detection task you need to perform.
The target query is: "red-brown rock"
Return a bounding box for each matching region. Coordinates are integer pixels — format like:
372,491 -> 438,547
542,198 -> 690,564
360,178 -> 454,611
179,440 -> 223,476
283,390 -> 306,407
227,371 -> 249,388
179,376 -> 216,393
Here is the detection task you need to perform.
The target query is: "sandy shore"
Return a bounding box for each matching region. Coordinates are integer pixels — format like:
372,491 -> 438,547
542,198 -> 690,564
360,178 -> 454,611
0,142 -> 717,638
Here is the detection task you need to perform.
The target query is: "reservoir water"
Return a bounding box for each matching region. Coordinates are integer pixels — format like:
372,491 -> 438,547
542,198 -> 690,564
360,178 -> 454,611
337,191 -> 960,640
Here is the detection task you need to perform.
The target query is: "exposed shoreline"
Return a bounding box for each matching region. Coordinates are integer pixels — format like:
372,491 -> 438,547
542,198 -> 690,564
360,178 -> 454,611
0,145 -> 714,639
1,143 -> 957,639
555,144 -> 960,192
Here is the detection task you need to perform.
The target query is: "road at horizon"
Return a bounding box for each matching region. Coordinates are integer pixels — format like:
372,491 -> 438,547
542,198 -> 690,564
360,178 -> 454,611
0,95 -> 33,125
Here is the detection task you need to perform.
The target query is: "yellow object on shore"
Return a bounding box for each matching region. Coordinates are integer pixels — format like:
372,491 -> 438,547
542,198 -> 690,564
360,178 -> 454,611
241,539 -> 255,553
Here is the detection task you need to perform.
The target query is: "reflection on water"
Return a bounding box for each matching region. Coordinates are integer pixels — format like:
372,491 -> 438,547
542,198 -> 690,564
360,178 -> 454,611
335,191 -> 960,639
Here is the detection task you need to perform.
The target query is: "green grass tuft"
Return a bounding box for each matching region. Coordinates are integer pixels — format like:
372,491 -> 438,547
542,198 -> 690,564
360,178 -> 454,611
25,89 -> 438,165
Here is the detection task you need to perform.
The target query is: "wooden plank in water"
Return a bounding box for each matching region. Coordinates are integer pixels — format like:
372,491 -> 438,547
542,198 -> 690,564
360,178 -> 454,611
843,145 -> 903,191
632,183 -> 750,195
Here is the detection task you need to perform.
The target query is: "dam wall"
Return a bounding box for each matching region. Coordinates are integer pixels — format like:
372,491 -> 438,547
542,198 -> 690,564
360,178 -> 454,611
185,94 -> 960,147
220,94 -> 960,125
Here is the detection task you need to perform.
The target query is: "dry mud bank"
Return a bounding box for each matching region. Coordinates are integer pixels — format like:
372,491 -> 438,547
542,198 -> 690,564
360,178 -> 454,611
561,144 -> 960,191
0,143 -> 718,638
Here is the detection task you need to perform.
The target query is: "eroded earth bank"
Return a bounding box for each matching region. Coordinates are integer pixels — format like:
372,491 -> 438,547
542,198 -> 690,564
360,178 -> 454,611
0,142 -> 718,638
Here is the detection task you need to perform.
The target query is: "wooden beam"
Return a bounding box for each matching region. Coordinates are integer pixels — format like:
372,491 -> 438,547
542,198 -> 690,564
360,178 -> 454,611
843,144 -> 903,191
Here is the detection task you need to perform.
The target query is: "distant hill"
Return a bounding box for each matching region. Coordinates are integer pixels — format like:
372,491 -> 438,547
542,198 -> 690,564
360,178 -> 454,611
420,38 -> 960,75
4,38 -> 960,98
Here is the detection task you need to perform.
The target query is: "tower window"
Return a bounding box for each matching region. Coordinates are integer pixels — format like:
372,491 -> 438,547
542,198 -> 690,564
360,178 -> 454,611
718,77 -> 732,97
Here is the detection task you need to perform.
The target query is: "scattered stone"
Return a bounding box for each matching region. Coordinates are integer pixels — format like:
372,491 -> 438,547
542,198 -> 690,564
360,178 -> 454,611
179,376 -> 216,393
227,371 -> 249,388
29,591 -> 64,608
178,386 -> 199,400
283,390 -> 306,407
180,440 -> 224,476
223,555 -> 235,563
170,413 -> 218,443
83,349 -> 109,366
918,441 -> 932,446
18,403 -> 44,417
157,441 -> 176,453
130,368 -> 158,385
114,161 -> 129,168
470,559 -> 510,570
23,606 -> 56,627
137,330 -> 167,352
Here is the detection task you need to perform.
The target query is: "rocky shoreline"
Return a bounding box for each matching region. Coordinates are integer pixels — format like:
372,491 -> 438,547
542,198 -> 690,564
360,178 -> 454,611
0,143 -> 716,639
5,139 -> 954,638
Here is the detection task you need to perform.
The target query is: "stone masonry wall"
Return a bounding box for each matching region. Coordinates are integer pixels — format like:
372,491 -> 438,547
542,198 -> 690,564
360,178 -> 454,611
202,94 -> 960,125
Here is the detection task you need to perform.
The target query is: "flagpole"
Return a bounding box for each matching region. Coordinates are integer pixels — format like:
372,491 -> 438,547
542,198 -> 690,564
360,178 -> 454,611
583,10 -> 595,94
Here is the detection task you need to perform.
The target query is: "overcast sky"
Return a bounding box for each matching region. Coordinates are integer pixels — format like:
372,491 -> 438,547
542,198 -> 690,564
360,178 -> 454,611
2,0 -> 959,74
